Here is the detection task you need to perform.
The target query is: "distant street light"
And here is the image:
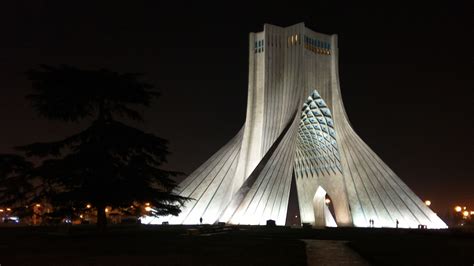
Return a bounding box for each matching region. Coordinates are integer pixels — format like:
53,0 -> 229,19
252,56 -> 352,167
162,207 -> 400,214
424,200 -> 431,206
86,204 -> 91,208
35,204 -> 41,207
325,198 -> 331,204
454,206 -> 462,212
462,211 -> 469,217
145,206 -> 152,212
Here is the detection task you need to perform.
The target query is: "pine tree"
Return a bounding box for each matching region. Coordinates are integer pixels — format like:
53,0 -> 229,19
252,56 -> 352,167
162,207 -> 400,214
17,65 -> 188,230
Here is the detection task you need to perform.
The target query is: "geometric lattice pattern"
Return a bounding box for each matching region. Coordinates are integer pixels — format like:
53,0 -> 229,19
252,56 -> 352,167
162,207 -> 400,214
295,90 -> 343,177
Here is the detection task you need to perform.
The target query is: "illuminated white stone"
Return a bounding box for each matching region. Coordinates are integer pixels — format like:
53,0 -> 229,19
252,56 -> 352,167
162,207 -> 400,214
148,23 -> 447,229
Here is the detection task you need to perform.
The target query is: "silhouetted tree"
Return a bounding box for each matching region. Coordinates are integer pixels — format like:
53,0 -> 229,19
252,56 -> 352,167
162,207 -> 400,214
0,154 -> 37,203
17,65 -> 188,230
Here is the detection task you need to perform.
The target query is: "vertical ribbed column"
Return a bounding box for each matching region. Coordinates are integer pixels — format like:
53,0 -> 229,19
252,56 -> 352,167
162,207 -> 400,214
231,31 -> 265,200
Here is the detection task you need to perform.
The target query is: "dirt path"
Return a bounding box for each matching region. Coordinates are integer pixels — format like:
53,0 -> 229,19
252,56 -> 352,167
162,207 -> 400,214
303,240 -> 369,266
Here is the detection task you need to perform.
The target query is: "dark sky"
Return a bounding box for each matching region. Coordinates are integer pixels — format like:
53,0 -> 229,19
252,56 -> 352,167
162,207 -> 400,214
0,1 -> 472,215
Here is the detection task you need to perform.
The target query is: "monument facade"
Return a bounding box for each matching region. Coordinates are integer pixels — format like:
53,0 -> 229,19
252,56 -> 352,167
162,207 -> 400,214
146,23 -> 447,229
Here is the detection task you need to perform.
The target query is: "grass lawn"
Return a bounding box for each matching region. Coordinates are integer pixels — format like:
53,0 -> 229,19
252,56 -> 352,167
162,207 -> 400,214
0,225 -> 472,265
0,225 -> 307,266
347,229 -> 474,265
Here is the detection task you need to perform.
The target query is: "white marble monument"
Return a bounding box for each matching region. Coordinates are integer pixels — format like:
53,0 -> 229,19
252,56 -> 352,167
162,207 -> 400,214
145,23 -> 447,229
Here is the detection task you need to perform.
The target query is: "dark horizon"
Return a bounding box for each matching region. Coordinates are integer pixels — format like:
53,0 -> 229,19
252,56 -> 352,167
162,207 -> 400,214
0,2 -> 472,215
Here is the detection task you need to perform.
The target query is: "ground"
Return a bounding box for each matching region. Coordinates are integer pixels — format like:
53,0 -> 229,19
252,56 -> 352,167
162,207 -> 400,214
0,225 -> 472,265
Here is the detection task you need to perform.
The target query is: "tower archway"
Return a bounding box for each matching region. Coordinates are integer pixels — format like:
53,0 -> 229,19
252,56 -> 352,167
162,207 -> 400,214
295,90 -> 352,227
312,186 -> 338,227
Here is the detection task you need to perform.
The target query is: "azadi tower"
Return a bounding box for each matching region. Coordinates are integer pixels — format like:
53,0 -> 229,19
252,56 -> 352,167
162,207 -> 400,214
147,23 -> 447,229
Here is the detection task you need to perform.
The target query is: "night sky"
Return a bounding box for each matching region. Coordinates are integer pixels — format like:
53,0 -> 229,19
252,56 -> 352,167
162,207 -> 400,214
1,2 -> 472,215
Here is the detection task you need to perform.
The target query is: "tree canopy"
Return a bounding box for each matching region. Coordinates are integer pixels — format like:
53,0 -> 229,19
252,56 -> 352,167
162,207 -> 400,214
3,65 -> 188,229
0,154 -> 35,206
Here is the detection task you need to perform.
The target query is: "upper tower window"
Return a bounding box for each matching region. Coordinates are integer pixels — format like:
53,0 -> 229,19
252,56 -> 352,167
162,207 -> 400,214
303,35 -> 331,55
254,39 -> 264,54
287,34 -> 300,47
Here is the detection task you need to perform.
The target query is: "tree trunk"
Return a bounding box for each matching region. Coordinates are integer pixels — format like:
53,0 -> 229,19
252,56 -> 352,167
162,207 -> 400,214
97,203 -> 107,231
96,101 -> 107,232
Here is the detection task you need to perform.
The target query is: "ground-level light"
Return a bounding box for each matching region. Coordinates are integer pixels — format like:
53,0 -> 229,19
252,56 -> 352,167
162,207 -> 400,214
462,211 -> 469,217
145,206 -> 152,212
325,198 -> 331,204
454,206 -> 462,212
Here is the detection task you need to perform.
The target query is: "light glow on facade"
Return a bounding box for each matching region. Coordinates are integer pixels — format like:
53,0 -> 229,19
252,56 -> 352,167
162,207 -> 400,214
145,23 -> 447,229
